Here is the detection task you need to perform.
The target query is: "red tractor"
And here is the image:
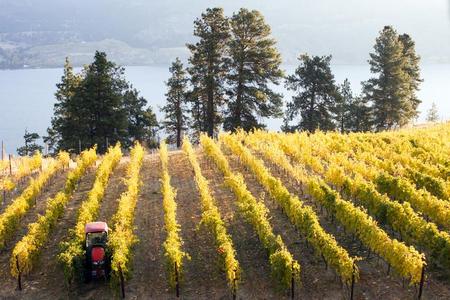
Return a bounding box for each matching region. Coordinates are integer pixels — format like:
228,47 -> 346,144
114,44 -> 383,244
84,222 -> 111,282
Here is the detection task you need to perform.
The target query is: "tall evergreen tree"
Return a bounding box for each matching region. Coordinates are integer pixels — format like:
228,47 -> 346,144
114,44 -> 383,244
46,57 -> 82,152
123,88 -> 159,148
347,96 -> 373,132
224,8 -> 284,132
362,26 -> 421,130
48,52 -> 158,153
187,8 -> 230,137
426,102 -> 439,122
399,33 -> 422,121
334,79 -> 353,133
187,91 -> 207,142
284,54 -> 340,132
72,51 -> 129,153
161,58 -> 189,148
17,130 -> 43,156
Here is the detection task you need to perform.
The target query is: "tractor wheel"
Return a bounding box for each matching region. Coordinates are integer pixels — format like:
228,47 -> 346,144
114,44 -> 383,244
84,267 -> 92,283
84,256 -> 92,283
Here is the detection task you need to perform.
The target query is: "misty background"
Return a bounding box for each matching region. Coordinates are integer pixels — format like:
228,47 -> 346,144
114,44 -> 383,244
0,0 -> 449,153
0,0 -> 449,68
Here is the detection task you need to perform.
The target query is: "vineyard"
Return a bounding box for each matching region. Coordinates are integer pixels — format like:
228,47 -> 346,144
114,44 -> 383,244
1,124 -> 450,299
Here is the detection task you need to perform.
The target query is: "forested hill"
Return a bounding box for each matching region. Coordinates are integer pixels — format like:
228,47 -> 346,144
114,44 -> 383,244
0,0 -> 449,68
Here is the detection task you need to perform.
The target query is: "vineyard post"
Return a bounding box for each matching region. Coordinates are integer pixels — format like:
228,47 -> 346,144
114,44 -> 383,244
175,262 -> 180,298
1,140 -> 4,160
232,269 -> 237,300
291,261 -> 295,300
350,263 -> 355,300
16,255 -> 22,291
118,264 -> 125,299
418,259 -> 426,300
322,254 -> 328,270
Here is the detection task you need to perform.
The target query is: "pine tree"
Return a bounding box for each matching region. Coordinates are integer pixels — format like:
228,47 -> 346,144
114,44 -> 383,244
187,8 -> 230,137
123,88 -> 159,148
48,52 -> 158,153
347,96 -> 373,132
161,58 -> 189,148
284,54 -> 339,132
17,130 -> 43,156
426,102 -> 439,122
363,26 -> 421,131
399,33 -> 422,121
224,8 -> 284,132
334,79 -> 353,133
186,90 -> 206,142
79,51 -> 131,152
46,57 -> 82,152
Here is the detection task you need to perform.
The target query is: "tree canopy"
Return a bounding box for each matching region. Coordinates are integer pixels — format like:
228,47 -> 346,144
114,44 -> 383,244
224,8 -> 284,132
362,26 -> 422,131
187,8 -> 230,138
47,52 -> 158,153
17,130 -> 43,156
284,54 -> 340,132
161,58 -> 189,147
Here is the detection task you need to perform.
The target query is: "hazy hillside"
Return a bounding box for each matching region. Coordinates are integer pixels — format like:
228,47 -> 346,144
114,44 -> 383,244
0,0 -> 449,68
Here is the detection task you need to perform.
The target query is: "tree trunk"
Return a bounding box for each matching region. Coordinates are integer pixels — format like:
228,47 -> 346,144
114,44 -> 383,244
207,88 -> 214,137
234,57 -> 244,131
309,90 -> 315,132
176,96 -> 182,148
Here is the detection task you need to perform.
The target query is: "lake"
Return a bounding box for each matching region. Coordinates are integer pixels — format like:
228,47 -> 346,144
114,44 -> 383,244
0,64 -> 449,154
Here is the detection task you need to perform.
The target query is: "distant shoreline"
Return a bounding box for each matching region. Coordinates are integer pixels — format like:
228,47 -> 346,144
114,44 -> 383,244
1,62 -> 449,71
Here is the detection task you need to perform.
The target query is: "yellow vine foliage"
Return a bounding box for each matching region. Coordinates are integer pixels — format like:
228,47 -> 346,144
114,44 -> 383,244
200,134 -> 300,290
0,151 -> 69,249
11,147 -> 97,278
160,140 -> 189,289
322,132 -> 450,228
0,152 -> 43,191
302,132 -> 450,271
182,137 -> 239,288
108,142 -> 144,282
223,132 -> 357,284
247,130 -> 424,284
58,143 -> 122,281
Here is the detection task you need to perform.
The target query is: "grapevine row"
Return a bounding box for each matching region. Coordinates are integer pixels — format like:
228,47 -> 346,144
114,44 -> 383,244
0,152 -> 43,192
338,131 -> 450,196
310,132 -> 450,238
160,140 -> 188,289
182,137 -> 240,289
245,131 -> 424,284
108,142 -> 144,284
10,147 -> 97,278
200,134 -> 300,289
314,134 -> 450,231
220,133 -> 357,283
0,151 -> 70,249
324,131 -> 450,201
278,133 -> 450,271
58,143 -> 122,282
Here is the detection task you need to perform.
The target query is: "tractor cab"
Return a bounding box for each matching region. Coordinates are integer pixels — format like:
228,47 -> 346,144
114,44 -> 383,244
85,222 -> 110,281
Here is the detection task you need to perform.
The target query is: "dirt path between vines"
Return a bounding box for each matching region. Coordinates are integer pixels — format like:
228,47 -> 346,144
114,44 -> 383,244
0,163 -> 90,299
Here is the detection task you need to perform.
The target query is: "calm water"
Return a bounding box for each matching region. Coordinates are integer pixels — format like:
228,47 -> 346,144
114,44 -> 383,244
0,64 -> 449,154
